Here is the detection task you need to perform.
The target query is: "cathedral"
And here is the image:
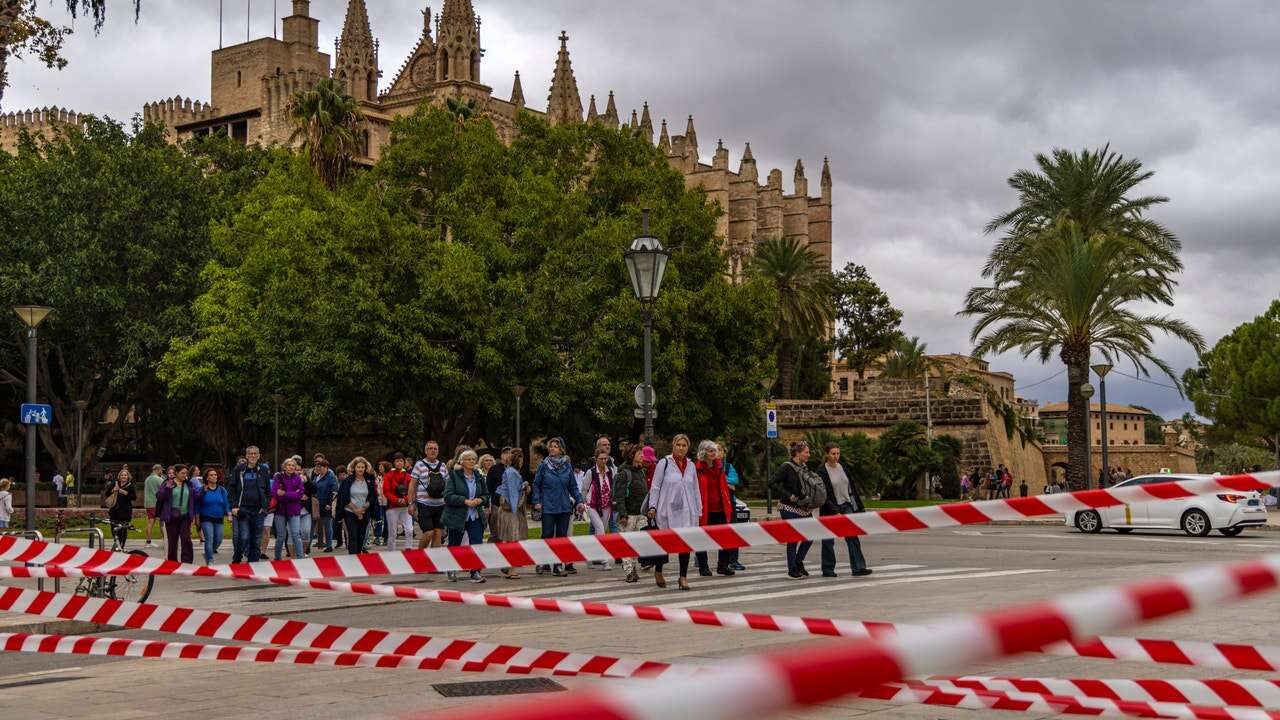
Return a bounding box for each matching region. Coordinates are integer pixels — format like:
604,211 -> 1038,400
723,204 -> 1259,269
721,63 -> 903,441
0,0 -> 832,273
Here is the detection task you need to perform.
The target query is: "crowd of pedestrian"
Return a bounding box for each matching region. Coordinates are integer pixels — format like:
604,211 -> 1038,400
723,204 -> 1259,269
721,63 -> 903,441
80,436 -> 876,589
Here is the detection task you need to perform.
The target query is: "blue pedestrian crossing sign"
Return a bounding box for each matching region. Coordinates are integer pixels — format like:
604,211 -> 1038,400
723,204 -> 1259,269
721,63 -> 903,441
765,403 -> 778,439
20,403 -> 52,425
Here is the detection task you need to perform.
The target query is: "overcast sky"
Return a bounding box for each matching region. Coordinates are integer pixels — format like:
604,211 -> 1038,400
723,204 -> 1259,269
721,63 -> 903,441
7,0 -> 1277,419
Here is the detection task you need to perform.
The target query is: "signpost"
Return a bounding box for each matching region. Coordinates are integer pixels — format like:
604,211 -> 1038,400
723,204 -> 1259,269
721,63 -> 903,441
20,404 -> 51,426
765,402 -> 777,515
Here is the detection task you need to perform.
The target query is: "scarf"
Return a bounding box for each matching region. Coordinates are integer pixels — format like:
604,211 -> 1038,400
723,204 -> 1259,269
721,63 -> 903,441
544,454 -> 571,473
589,466 -> 612,510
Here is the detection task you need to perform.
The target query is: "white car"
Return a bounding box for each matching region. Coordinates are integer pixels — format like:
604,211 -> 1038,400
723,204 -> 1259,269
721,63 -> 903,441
1066,474 -> 1268,537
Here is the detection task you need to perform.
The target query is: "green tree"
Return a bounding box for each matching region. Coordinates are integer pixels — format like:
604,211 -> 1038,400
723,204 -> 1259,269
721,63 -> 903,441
0,1 -> 139,109
1196,442 -> 1276,475
881,335 -> 931,379
163,107 -> 777,452
832,263 -> 902,379
0,116 -> 217,475
288,77 -> 363,189
877,420 -> 940,498
444,96 -> 476,132
964,147 -> 1203,490
750,237 -> 832,399
1184,300 -> 1280,457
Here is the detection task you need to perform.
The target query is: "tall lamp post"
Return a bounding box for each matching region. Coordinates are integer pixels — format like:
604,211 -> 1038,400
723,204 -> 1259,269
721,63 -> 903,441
623,209 -> 670,446
15,305 -> 53,531
513,384 -> 527,452
1092,362 -> 1113,487
271,389 -> 285,471
73,399 -> 88,509
761,375 -> 775,516
1079,382 -> 1095,489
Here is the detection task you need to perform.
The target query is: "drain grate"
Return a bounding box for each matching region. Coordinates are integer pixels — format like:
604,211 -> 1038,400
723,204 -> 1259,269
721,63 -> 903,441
432,678 -> 566,697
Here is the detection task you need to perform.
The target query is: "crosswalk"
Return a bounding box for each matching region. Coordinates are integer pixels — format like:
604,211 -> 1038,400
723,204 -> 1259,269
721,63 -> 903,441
487,560 -> 1056,609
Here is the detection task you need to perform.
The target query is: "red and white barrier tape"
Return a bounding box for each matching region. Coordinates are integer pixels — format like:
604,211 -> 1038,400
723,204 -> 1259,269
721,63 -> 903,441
928,675 -> 1280,710
867,681 -> 1280,720
0,585 -> 682,680
428,550 -> 1280,720
3,471 -> 1274,577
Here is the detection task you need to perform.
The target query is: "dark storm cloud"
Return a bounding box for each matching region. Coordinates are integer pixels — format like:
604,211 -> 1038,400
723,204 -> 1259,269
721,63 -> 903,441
8,0 -> 1280,417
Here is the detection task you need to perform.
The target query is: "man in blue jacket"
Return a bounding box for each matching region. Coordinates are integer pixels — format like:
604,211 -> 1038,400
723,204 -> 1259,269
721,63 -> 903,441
227,446 -> 271,563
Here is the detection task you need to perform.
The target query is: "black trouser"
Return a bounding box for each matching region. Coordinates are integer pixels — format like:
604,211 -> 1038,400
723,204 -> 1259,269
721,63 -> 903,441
820,501 -> 868,574
654,552 -> 691,578
540,512 -> 573,572
344,511 -> 370,555
696,511 -> 732,573
110,520 -> 129,549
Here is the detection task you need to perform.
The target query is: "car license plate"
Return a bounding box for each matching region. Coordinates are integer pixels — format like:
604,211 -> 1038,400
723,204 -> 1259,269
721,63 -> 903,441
1249,499 -> 1260,506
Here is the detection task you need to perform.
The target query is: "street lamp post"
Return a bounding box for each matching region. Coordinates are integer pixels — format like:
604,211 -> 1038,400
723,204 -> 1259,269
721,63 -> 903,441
623,208 -> 670,447
15,305 -> 53,531
271,389 -> 285,471
1079,382 -> 1095,489
1092,362 -> 1113,487
513,384 -> 527,452
73,399 -> 88,509
761,376 -> 775,516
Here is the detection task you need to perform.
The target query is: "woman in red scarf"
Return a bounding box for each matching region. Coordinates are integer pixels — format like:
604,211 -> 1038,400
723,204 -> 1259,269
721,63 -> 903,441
694,439 -> 735,577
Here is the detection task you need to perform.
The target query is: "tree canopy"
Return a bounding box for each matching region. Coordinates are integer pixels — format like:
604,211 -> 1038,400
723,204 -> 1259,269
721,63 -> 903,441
1184,299 -> 1280,453
832,263 -> 902,380
160,107 -> 777,454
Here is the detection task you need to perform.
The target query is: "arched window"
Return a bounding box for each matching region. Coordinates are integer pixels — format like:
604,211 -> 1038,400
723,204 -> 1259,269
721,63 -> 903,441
440,50 -> 450,80
367,70 -> 377,99
470,50 -> 480,82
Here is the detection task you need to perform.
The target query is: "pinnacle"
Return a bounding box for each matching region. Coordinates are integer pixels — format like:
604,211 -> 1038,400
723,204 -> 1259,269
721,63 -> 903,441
587,94 -> 599,122
795,158 -> 805,176
742,142 -> 754,161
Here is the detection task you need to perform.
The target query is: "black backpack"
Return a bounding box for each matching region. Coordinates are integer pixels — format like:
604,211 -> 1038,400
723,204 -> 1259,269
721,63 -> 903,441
421,463 -> 447,499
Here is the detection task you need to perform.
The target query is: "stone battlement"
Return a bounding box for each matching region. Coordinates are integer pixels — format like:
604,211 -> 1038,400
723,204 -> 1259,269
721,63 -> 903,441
0,106 -> 89,152
141,96 -> 219,128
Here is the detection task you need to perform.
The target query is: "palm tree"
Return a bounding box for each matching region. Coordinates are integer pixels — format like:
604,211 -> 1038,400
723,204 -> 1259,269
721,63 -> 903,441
750,237 -> 833,399
288,77 -> 363,189
445,96 -> 476,132
880,335 -> 931,379
961,217 -> 1203,489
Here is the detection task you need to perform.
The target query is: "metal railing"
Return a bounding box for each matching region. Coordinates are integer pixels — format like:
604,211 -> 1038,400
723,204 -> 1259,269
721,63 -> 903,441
0,529 -> 45,592
52,523 -> 105,594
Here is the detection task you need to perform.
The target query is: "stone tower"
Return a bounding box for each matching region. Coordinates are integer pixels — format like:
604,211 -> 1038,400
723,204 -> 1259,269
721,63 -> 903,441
334,0 -> 379,101
545,31 -> 582,126
436,0 -> 482,83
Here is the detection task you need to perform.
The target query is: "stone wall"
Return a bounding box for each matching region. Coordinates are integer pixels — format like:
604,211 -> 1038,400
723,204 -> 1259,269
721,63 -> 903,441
1041,444 -> 1198,481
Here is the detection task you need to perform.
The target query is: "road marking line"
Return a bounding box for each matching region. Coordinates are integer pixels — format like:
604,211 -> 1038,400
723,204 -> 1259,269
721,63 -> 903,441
653,569 -> 1056,609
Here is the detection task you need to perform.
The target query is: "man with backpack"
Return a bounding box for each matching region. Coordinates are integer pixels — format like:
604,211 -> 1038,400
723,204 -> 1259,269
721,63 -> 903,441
227,447 -> 271,563
412,441 -> 449,550
816,443 -> 872,578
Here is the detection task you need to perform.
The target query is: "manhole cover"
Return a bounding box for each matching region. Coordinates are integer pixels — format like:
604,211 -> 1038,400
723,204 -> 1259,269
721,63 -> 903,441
432,678 -> 566,697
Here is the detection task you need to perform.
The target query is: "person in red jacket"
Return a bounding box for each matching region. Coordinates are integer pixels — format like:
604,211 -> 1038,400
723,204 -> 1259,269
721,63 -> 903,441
381,453 -> 416,551
694,439 -> 735,577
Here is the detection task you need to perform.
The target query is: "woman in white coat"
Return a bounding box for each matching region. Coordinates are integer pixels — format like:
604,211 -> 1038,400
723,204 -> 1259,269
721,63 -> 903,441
645,434 -> 702,591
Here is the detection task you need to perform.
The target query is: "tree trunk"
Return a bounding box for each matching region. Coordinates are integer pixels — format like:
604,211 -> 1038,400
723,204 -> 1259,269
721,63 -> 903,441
777,321 -> 795,400
1063,347 -> 1090,491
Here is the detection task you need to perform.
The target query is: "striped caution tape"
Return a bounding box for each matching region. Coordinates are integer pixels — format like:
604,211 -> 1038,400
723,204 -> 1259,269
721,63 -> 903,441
928,675 -> 1280,710
0,585 -> 683,680
427,551 -> 1280,720
2,470 -> 1274,577
865,680 -> 1280,720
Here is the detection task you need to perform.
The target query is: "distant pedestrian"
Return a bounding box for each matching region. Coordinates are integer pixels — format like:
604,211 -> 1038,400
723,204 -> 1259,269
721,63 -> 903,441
615,446 -> 650,583
312,458 -> 338,553
195,469 -> 230,565
816,443 -> 871,578
491,448 -> 530,579
771,440 -> 818,580
584,448 -> 616,569
412,441 -> 449,550
1019,478 -> 1028,497
155,464 -> 194,564
143,464 -> 164,546
0,478 -> 12,528
227,447 -> 271,563
104,466 -> 136,548
338,457 -> 376,555
271,458 -> 306,561
641,446 -> 657,487
381,453 -> 415,551
333,463 -> 348,549
694,440 -> 735,577
444,449 -> 488,583
532,437 -> 584,576
647,434 -> 702,591
720,442 -> 745,572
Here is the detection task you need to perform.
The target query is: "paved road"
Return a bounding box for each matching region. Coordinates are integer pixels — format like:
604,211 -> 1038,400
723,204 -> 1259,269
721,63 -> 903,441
2,523 -> 1278,719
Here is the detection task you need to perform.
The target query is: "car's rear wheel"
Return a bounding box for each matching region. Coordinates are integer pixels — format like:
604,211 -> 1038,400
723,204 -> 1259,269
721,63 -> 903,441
1218,527 -> 1244,537
1114,528 -> 1133,534
1075,510 -> 1102,534
1181,509 -> 1211,537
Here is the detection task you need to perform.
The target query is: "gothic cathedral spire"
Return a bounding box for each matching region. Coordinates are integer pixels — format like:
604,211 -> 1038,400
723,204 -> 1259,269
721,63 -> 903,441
335,0 -> 379,101
546,31 -> 582,126
437,0 -> 481,83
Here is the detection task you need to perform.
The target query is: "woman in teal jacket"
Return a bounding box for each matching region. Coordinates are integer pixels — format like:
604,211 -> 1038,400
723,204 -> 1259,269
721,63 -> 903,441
443,448 -> 489,583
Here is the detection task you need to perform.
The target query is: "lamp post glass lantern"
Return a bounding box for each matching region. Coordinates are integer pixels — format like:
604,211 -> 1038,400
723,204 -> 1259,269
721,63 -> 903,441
15,305 -> 52,530
1091,362 -> 1113,487
623,209 -> 670,445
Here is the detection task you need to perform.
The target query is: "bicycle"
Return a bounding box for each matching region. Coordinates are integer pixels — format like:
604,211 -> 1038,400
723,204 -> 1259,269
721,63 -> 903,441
71,516 -> 155,603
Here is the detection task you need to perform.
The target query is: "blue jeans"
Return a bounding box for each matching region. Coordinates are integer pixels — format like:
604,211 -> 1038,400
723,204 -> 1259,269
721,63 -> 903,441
298,513 -> 313,553
318,515 -> 334,550
780,508 -> 812,574
274,513 -> 303,560
200,518 -> 223,564
541,512 -> 572,571
233,509 -> 263,563
820,502 -> 867,574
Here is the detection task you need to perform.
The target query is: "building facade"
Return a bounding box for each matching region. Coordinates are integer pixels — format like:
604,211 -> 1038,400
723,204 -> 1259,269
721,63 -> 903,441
1038,402 -> 1151,446
0,0 -> 833,272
